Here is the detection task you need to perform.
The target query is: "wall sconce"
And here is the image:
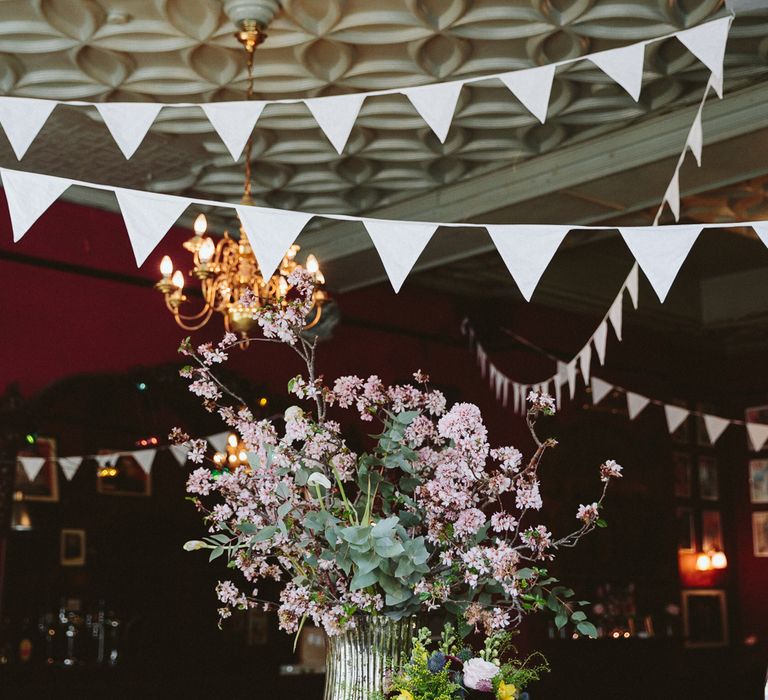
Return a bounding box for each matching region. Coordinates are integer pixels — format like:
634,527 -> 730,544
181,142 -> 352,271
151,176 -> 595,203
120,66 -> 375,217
11,491 -> 32,531
695,548 -> 728,571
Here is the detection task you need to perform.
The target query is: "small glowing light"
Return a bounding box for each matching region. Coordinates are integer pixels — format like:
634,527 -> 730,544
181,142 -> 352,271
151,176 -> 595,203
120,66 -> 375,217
199,237 -> 215,263
150,437 -> 158,445
136,381 -> 147,391
316,271 -> 325,285
25,433 -> 36,445
696,553 -> 712,571
172,270 -> 184,290
711,550 -> 728,569
238,451 -> 248,462
305,254 -> 319,274
622,632 -> 630,639
160,255 -> 173,277
258,397 -> 268,407
193,213 -> 207,235
228,453 -> 237,465
278,277 -> 288,296
227,433 -> 238,448
213,453 -> 223,464
286,245 -> 298,260
571,633 -> 579,640
611,631 -> 620,639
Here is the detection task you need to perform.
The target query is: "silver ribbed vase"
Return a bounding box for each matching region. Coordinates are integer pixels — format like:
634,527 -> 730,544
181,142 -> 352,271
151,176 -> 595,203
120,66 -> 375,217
323,615 -> 416,700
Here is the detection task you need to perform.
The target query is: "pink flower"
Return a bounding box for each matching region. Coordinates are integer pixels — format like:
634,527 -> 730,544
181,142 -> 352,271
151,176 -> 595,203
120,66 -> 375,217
600,459 -> 623,482
454,508 -> 486,539
576,502 -> 600,524
527,391 -> 556,413
187,467 -> 213,495
463,658 -> 500,691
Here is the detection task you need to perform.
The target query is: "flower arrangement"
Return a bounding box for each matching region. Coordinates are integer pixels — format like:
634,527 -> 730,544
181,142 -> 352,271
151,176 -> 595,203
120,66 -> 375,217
177,270 -> 622,643
385,623 -> 548,700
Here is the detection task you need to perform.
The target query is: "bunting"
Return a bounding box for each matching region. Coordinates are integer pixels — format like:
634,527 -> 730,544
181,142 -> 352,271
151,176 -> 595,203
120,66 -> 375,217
0,17 -> 731,160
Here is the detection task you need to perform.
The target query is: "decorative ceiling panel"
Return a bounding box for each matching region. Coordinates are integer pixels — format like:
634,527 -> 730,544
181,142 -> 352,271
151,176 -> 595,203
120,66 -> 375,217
0,0 -> 767,223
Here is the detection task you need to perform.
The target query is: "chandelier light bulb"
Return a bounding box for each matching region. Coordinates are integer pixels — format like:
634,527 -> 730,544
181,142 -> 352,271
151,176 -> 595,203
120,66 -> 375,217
227,433 -> 238,448
172,270 -> 185,290
710,550 -> 728,569
194,213 -> 207,235
160,255 -> 173,277
199,238 -> 215,263
316,270 -> 326,285
695,553 -> 712,571
306,254 -> 319,274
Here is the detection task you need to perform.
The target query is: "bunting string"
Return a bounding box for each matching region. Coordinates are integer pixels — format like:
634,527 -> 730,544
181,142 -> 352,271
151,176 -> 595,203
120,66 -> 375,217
0,17 -> 732,161
461,321 -> 768,450
16,430 -> 231,483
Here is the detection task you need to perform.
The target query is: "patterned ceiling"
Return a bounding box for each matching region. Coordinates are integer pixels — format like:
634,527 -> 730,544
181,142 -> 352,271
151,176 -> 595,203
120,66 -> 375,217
1,0 -> 768,222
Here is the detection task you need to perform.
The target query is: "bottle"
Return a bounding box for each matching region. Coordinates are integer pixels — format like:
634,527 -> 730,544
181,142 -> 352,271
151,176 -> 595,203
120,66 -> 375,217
17,617 -> 33,664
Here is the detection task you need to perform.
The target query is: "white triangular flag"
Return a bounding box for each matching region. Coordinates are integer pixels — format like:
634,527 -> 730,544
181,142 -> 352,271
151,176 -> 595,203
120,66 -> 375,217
498,65 -> 556,123
687,110 -> 703,166
519,385 -> 529,414
305,93 -> 365,154
18,456 -> 46,482
589,43 -> 645,101
593,321 -> 608,365
626,263 -> 639,309
502,378 -> 510,408
207,432 -> 229,453
363,219 -> 437,292
608,295 -> 623,341
115,189 -> 191,266
512,382 -> 521,413
677,17 -> 731,82
752,222 -> 768,248
201,101 -> 266,161
664,405 -> 690,434
747,423 -> 768,452
169,444 -> 188,466
627,391 -> 650,420
132,449 -> 156,475
619,225 -> 702,302
0,168 -> 71,242
703,414 -> 730,444
591,377 -> 613,405
237,206 -> 314,279
486,225 -> 569,301
403,80 -> 463,143
59,456 -> 83,481
477,346 -> 488,378
665,169 -> 681,221
579,344 -> 592,385
567,360 -> 577,400
708,69 -> 724,100
554,377 -> 562,410
0,97 -> 57,159
95,103 -> 163,159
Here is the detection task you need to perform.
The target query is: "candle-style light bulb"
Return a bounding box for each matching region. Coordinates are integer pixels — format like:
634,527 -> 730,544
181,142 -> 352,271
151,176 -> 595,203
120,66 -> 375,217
194,213 -> 207,235
172,270 -> 185,290
711,550 -> 727,569
227,433 -> 238,448
160,255 -> 173,278
695,553 -> 712,571
305,254 -> 319,274
199,237 -> 215,263
316,270 -> 325,285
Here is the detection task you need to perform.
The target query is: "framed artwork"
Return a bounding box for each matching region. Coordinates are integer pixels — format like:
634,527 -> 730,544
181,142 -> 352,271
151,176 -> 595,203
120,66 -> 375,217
745,405 -> 768,451
96,452 -> 152,497
701,511 -> 723,552
753,512 -> 768,557
669,401 -> 690,444
698,457 -> 719,501
60,529 -> 86,566
676,508 -> 695,553
748,460 -> 768,504
673,453 -> 692,499
682,589 -> 728,648
15,437 -> 59,502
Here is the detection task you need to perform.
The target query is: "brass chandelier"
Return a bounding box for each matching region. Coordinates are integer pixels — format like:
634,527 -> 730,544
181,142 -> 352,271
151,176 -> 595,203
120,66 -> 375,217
155,20 -> 327,336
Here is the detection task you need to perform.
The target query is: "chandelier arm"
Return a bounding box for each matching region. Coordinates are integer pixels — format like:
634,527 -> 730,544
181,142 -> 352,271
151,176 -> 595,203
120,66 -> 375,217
303,303 -> 323,331
163,296 -> 216,325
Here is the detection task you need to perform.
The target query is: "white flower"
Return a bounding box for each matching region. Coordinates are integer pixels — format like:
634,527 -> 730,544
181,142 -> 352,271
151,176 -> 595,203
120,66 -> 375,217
307,472 -> 332,490
463,658 -> 500,691
284,406 -> 304,422
183,540 -> 207,551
